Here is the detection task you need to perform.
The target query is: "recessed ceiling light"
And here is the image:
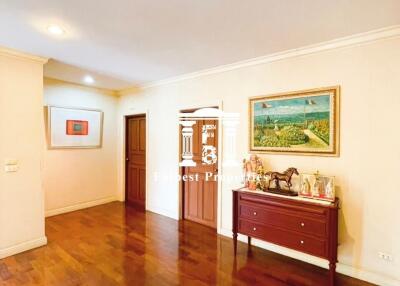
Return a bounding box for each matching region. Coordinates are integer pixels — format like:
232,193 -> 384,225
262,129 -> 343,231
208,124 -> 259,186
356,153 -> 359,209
83,75 -> 95,84
47,24 -> 65,35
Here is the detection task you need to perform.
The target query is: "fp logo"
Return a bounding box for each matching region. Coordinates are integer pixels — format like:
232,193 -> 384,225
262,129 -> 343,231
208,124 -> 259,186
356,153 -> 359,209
178,108 -> 239,167
202,125 -> 217,165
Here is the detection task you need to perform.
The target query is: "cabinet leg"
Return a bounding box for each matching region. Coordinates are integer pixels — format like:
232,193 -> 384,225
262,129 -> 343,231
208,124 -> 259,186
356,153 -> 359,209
247,236 -> 252,254
329,261 -> 336,286
233,233 -> 238,255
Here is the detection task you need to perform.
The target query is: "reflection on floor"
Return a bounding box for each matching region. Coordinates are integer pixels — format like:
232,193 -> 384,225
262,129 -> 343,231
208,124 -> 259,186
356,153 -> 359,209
0,202 -> 375,286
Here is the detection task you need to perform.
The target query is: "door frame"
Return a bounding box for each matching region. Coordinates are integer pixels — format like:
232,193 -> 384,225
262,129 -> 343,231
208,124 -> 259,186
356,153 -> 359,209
119,110 -> 149,209
178,101 -> 223,233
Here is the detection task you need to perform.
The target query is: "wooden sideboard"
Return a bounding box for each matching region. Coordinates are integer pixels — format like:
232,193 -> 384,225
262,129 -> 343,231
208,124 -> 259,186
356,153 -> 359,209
232,188 -> 339,286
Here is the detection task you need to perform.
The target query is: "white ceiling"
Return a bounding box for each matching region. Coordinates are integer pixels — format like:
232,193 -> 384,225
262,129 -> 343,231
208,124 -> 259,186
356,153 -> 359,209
1,0 -> 400,90
44,60 -> 133,90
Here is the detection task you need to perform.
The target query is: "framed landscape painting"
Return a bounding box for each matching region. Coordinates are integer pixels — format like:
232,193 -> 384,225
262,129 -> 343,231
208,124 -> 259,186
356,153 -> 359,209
46,106 -> 103,149
249,86 -> 339,156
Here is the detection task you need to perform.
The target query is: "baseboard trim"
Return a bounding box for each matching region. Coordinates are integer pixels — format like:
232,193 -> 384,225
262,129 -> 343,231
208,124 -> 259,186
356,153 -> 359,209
45,196 -> 118,217
0,236 -> 47,260
336,263 -> 399,286
146,205 -> 179,220
219,228 -> 399,286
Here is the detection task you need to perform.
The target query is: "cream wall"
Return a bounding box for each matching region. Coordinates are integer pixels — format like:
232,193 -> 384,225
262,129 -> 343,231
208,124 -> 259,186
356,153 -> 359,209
118,37 -> 400,285
43,79 -> 119,216
0,49 -> 47,258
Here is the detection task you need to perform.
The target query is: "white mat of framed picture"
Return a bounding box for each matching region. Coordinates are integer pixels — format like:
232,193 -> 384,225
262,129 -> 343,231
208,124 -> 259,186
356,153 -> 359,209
46,106 -> 103,149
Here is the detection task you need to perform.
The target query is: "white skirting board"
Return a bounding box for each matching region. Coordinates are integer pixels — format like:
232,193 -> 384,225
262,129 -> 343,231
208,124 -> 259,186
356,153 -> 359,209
0,236 -> 47,259
45,196 -> 118,217
218,228 -> 399,286
146,204 -> 179,220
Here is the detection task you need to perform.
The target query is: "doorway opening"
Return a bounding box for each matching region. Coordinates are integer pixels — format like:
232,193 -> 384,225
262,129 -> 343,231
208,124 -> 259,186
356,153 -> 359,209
180,107 -> 219,229
125,114 -> 146,210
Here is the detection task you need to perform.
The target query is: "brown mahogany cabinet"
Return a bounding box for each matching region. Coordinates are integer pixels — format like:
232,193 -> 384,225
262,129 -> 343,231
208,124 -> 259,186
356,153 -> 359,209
233,188 -> 339,286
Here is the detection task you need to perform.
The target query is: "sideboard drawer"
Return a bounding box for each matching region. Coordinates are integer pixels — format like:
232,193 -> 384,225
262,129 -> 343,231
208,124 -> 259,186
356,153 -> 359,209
239,203 -> 327,238
233,189 -> 339,286
238,219 -> 327,258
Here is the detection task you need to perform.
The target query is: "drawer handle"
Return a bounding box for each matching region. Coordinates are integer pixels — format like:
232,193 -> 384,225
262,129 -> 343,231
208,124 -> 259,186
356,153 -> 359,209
253,227 -> 257,231
253,212 -> 257,216
300,240 -> 304,245
301,222 -> 305,227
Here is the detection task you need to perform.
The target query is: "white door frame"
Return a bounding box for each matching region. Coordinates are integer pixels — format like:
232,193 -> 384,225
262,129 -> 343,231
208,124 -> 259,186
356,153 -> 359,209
118,109 -> 149,210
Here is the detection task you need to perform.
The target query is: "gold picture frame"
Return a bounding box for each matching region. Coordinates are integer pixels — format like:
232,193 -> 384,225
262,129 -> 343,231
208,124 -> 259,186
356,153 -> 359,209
249,86 -> 340,156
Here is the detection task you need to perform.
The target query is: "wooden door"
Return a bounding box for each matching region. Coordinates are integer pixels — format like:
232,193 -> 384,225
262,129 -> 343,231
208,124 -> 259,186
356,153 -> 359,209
126,116 -> 146,209
183,119 -> 218,228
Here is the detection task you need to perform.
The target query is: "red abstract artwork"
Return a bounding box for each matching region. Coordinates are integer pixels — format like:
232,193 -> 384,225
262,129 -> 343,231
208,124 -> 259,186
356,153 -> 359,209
66,120 -> 89,135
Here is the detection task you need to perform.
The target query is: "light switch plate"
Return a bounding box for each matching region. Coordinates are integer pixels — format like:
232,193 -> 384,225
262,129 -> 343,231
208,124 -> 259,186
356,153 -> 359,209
4,159 -> 19,172
5,159 -> 18,165
5,165 -> 19,172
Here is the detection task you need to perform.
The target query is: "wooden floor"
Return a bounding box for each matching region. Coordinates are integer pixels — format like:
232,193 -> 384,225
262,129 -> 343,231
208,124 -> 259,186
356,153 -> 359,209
0,202 -> 375,286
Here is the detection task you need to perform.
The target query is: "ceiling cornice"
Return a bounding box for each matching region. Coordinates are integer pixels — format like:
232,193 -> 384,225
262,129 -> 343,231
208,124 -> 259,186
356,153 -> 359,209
135,25 -> 400,90
0,46 -> 48,64
117,86 -> 142,96
44,77 -> 119,96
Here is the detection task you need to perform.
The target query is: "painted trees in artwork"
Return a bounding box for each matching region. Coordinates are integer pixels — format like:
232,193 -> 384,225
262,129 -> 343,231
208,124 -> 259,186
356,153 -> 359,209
253,95 -> 331,149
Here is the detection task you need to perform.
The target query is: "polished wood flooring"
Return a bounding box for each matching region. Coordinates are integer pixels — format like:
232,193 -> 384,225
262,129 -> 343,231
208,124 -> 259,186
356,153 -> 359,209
0,202 -> 375,286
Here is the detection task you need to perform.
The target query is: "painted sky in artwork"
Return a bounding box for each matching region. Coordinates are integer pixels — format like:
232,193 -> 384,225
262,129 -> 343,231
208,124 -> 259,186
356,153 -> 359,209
254,94 -> 331,116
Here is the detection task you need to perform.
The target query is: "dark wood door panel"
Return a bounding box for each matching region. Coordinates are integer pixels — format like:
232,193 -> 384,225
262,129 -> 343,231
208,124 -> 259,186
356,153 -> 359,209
202,180 -> 216,222
126,116 -> 146,209
127,166 -> 138,204
129,119 -> 139,151
130,154 -> 145,165
192,122 -> 201,160
182,117 -> 218,229
185,179 -> 200,220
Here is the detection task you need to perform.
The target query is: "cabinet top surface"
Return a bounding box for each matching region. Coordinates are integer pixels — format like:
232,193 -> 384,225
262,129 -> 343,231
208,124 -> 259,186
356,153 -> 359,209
234,188 -> 339,208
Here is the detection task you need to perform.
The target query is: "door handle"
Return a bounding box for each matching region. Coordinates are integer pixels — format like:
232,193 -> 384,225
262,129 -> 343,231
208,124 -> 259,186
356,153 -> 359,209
126,158 -> 129,161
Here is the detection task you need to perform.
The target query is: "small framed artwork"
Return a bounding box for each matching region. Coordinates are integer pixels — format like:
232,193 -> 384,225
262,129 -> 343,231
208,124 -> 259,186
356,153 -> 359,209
249,86 -> 340,156
46,106 -> 103,149
299,173 -> 335,202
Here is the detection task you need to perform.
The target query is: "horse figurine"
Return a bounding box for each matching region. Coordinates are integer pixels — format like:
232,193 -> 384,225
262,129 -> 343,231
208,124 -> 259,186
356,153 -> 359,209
266,168 -> 299,191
